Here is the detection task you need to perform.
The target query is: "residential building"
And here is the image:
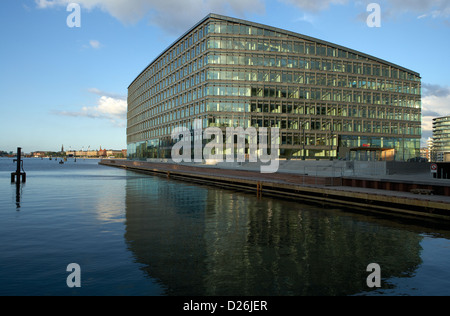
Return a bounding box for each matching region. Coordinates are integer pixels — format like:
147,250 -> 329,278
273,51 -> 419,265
432,116 -> 450,162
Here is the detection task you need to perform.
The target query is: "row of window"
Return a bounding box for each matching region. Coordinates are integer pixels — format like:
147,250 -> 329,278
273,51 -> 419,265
206,100 -> 420,119
129,134 -> 420,150
132,78 -> 420,119
207,69 -> 420,94
130,102 -> 420,135
129,98 -> 421,138
129,117 -> 421,144
207,23 -> 417,79
130,60 -> 420,117
206,53 -> 419,82
130,68 -> 420,125
129,76 -> 421,128
129,87 -> 421,129
130,43 -> 419,109
207,38 -> 418,81
206,84 -> 420,108
129,90 -> 422,133
129,36 -> 419,119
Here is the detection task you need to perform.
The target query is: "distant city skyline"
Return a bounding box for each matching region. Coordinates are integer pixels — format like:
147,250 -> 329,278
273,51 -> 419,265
1,0 -> 449,153
0,145 -> 124,155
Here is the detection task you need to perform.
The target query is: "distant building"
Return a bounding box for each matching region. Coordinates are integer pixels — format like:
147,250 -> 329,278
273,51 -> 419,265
76,150 -> 98,157
66,150 -> 99,157
65,148 -> 126,158
432,116 -> 450,162
98,147 -> 107,157
32,151 -> 47,158
106,150 -> 124,157
419,137 -> 433,162
420,147 -> 429,162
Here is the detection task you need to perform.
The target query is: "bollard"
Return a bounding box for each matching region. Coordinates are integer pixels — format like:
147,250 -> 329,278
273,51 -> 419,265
11,147 -> 26,183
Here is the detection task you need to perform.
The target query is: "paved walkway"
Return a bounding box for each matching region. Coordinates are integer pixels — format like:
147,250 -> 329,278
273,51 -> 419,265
184,161 -> 450,186
326,184 -> 450,204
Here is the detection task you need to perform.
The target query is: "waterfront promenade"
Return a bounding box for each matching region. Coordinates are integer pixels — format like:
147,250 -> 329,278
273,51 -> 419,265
99,159 -> 450,222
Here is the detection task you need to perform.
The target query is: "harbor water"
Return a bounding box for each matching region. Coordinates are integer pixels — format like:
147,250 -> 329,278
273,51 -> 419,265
1,157 -> 450,296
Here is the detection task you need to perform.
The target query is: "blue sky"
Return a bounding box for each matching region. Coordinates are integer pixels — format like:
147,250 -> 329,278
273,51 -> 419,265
1,0 -> 449,153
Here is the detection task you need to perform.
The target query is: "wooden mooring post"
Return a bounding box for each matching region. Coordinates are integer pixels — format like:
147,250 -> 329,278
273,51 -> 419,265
256,181 -> 262,198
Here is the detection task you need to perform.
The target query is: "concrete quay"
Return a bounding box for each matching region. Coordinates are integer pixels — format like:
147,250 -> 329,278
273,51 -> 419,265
99,159 -> 450,222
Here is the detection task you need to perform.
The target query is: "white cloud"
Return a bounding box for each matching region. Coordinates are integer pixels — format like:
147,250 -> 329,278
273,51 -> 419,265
35,0 -> 265,34
35,0 -> 58,8
281,0 -> 348,12
36,0 -> 450,29
54,89 -> 127,127
423,83 -> 450,98
87,88 -> 126,100
385,0 -> 450,16
294,13 -> 317,24
89,40 -> 101,49
83,96 -> 127,120
421,83 -> 450,145
355,0 -> 450,21
282,0 -> 450,25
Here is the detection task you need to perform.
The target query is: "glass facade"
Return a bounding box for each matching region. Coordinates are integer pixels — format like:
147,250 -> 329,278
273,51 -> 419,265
127,14 -> 421,161
432,116 -> 450,162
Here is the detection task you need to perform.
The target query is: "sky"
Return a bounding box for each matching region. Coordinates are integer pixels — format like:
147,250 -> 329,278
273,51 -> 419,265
1,0 -> 449,153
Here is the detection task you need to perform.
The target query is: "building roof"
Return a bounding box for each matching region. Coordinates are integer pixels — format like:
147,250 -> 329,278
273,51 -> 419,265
129,13 -> 420,88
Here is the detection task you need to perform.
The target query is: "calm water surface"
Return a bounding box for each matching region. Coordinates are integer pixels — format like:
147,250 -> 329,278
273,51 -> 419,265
1,157 -> 450,296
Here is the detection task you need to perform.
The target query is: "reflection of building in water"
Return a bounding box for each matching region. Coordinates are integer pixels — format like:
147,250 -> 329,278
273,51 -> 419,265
124,176 -> 210,295
124,175 -> 423,295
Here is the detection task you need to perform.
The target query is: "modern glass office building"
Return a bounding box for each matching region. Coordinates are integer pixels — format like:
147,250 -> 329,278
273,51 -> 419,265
127,14 -> 421,161
432,116 -> 450,162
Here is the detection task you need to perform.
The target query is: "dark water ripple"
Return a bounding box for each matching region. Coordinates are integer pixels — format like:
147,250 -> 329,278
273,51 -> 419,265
1,158 -> 450,296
